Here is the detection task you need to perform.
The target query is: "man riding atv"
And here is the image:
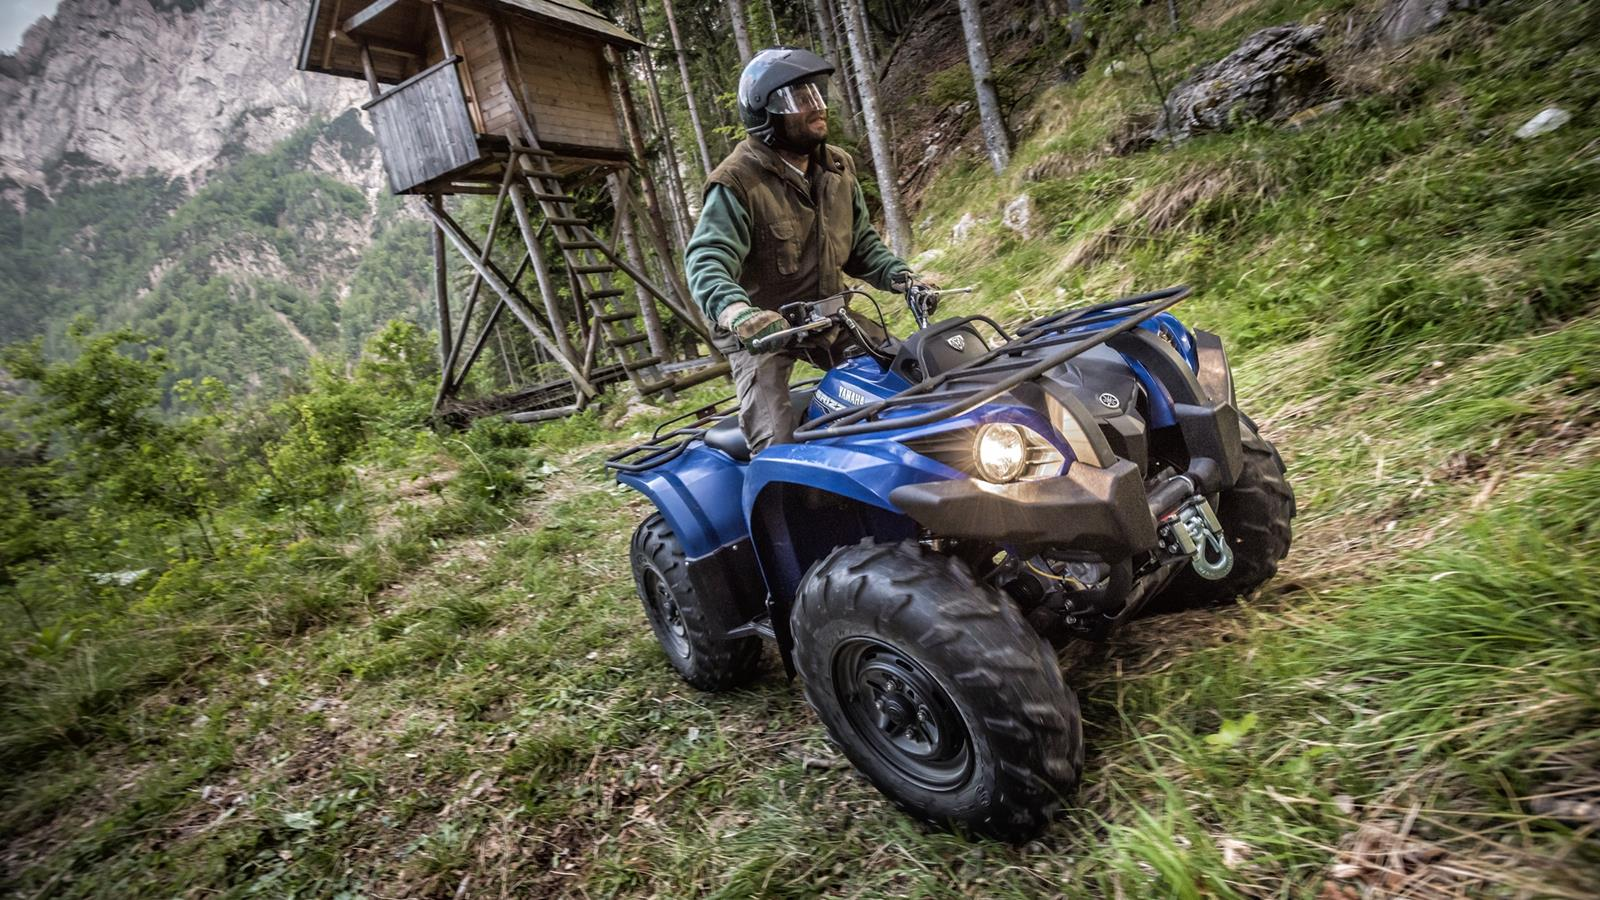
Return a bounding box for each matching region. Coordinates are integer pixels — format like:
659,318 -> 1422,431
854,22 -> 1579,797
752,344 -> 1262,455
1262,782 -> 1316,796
624,46 -> 1295,844
686,47 -> 932,452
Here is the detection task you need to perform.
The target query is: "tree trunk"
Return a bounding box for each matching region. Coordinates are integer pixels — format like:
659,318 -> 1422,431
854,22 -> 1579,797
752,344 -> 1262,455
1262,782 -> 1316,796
610,176 -> 673,363
660,0 -> 715,177
626,0 -> 697,242
766,0 -> 781,44
837,0 -> 911,255
825,0 -> 866,131
609,46 -> 689,262
725,0 -> 754,64
956,0 -> 1011,173
1066,0 -> 1086,47
809,0 -> 858,137
1168,0 -> 1181,32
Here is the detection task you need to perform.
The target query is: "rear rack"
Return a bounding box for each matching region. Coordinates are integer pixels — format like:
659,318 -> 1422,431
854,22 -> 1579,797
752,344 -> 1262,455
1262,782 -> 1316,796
791,285 -> 1191,442
605,396 -> 736,475
606,379 -> 823,475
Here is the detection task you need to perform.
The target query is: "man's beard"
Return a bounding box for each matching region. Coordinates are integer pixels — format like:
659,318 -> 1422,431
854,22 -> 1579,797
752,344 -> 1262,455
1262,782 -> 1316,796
772,115 -> 825,154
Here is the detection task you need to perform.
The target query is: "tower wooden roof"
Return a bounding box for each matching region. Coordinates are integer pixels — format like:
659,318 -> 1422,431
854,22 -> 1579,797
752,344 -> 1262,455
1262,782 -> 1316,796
299,0 -> 641,85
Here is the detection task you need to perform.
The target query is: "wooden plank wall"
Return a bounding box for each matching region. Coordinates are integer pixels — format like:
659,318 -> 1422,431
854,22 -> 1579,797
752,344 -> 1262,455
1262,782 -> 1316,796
419,7 -> 625,152
510,23 -> 625,152
424,10 -> 519,137
366,61 -> 483,193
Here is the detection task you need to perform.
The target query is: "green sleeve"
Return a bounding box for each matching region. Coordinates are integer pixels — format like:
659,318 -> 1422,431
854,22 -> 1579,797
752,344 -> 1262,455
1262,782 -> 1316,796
685,184 -> 754,326
843,182 -> 911,290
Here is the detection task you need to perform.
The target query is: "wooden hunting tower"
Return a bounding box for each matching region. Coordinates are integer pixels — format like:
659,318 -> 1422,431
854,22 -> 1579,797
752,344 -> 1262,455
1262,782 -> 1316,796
298,0 -> 725,421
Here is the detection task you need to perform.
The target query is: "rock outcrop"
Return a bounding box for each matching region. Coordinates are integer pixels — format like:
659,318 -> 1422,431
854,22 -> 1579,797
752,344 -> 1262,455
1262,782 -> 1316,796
1373,0 -> 1481,46
0,0 -> 372,201
1150,24 -> 1333,144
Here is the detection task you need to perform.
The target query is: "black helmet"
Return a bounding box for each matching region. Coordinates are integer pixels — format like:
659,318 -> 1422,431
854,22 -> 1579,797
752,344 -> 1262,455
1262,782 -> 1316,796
738,47 -> 834,145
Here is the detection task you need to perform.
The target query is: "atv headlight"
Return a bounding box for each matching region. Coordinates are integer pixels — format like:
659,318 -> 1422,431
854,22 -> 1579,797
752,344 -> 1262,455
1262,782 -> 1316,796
974,424 -> 1028,483
903,423 -> 1065,483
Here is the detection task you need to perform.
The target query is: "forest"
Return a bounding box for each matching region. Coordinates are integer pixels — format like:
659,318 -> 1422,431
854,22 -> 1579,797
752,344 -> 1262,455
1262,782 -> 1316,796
1,0 -> 1597,896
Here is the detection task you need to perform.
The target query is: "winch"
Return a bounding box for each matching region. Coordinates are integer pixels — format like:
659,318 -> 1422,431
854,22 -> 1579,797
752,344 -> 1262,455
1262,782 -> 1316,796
1160,496 -> 1235,581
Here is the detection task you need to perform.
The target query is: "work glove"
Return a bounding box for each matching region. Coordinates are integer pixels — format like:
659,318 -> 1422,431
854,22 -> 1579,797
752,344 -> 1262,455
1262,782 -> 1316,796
723,304 -> 787,352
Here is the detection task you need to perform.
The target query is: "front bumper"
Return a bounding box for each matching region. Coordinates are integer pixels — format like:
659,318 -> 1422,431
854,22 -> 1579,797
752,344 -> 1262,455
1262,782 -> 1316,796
888,458 -> 1159,557
889,399 -> 1244,557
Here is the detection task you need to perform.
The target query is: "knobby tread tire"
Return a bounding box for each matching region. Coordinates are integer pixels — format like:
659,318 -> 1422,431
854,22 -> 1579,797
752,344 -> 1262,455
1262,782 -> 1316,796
791,540 -> 1084,841
630,514 -> 761,691
1166,419 -> 1295,607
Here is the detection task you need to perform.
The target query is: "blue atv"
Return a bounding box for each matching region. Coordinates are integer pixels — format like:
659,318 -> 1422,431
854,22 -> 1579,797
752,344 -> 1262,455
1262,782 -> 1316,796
606,284 -> 1293,840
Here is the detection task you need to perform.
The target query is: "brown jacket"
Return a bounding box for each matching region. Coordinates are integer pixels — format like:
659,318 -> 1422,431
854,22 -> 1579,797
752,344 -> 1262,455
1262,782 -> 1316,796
691,137 -> 906,319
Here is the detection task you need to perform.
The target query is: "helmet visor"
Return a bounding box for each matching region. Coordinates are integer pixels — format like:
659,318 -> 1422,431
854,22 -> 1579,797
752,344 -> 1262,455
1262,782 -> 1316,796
767,81 -> 828,116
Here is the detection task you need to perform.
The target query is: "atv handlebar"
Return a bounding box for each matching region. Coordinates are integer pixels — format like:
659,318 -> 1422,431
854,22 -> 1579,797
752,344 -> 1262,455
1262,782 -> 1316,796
907,284 -> 976,329
746,286 -> 979,355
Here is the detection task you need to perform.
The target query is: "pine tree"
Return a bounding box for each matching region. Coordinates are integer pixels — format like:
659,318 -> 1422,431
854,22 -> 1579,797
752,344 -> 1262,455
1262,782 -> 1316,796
660,0 -> 716,177
837,0 -> 911,255
626,0 -> 697,241
725,0 -> 754,63
808,0 -> 859,137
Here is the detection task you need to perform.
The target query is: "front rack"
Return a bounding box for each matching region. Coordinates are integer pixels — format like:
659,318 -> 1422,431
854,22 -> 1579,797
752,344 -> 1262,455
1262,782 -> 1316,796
605,286 -> 1190,472
791,284 -> 1191,441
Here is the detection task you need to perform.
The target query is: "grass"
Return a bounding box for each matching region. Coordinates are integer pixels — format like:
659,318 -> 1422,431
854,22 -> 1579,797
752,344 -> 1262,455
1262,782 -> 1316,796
4,0 -> 1599,895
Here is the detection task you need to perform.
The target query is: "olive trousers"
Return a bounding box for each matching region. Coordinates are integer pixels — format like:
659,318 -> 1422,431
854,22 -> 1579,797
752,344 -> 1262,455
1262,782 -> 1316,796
727,319 -> 889,454
729,347 -> 799,454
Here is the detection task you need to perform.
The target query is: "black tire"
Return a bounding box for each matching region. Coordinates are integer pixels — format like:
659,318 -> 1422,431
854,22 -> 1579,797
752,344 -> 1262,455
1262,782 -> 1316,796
630,514 -> 762,691
791,540 -> 1083,841
1163,419 -> 1295,607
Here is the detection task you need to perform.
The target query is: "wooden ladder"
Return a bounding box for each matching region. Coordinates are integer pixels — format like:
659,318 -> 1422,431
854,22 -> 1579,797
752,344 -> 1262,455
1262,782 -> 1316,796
515,155 -> 675,400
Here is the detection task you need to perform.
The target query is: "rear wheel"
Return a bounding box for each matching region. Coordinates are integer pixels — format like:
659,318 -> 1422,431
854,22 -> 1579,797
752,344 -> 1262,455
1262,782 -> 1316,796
1164,419 -> 1294,607
791,540 -> 1083,841
630,515 -> 762,691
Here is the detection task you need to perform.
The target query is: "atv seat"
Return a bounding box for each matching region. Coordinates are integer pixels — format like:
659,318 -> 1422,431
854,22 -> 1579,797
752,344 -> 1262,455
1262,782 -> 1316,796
704,389 -> 815,462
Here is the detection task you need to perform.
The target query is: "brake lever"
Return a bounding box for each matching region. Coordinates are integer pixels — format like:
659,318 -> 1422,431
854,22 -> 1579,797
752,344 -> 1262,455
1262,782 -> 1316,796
749,317 -> 833,354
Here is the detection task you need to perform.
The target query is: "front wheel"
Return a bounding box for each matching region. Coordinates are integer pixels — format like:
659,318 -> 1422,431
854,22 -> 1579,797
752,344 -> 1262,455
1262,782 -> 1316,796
630,514 -> 762,691
791,540 -> 1083,841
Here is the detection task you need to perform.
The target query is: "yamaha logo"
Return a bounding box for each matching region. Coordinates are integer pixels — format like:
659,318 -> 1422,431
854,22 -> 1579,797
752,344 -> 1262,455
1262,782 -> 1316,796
946,335 -> 966,351
836,385 -> 869,406
1098,392 -> 1121,409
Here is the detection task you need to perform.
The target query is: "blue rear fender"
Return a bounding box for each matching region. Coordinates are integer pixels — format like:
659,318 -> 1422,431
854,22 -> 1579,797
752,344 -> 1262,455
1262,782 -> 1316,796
617,443 -> 748,559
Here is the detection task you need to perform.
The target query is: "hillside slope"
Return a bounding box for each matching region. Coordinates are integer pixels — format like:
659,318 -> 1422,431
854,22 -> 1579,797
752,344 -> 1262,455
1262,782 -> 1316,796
1,0 -> 1596,896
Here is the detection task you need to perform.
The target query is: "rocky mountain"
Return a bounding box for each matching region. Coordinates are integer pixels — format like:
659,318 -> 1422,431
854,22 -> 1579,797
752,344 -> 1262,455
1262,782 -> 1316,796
0,0 -> 429,395
0,0 -> 380,202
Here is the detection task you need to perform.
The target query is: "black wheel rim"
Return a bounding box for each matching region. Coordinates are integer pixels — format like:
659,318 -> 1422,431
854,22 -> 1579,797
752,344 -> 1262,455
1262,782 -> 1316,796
642,568 -> 691,660
832,637 -> 972,791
